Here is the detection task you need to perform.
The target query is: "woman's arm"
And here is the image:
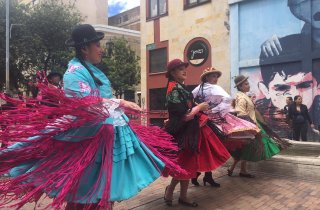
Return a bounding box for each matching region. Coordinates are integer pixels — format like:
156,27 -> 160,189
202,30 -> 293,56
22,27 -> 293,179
184,106 -> 201,121
184,102 -> 209,121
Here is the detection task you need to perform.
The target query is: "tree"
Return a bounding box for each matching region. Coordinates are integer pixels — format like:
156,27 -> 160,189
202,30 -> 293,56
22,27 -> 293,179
0,0 -> 82,91
0,0 -> 30,90
101,37 -> 140,99
24,0 -> 81,72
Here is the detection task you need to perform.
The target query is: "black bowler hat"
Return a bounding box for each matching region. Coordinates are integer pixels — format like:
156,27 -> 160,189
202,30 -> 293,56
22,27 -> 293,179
47,72 -> 62,80
65,24 -> 104,47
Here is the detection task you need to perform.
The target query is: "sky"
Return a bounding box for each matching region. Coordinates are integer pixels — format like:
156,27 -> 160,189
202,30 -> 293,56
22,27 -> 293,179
108,0 -> 140,17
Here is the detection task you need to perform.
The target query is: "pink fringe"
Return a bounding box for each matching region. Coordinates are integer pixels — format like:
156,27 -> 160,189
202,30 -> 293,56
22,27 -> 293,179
129,122 -> 186,177
0,77 -> 183,209
0,83 -> 109,144
0,125 -> 114,210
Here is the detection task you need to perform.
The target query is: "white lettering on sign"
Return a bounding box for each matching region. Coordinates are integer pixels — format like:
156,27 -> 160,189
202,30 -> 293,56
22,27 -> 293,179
191,49 -> 204,59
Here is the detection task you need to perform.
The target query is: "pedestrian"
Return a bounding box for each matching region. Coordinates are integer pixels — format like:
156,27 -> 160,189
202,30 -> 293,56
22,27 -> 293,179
283,97 -> 293,116
283,97 -> 293,139
163,59 -> 230,207
47,72 -> 63,89
191,67 -> 260,187
288,95 -> 314,141
0,24 -> 183,210
0,90 -> 14,148
227,75 -> 289,178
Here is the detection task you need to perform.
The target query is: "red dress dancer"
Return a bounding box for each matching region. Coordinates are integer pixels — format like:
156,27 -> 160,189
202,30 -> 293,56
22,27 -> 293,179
163,59 -> 230,208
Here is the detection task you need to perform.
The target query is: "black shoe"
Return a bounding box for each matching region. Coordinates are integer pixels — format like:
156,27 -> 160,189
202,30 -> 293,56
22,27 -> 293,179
191,172 -> 201,186
203,172 -> 221,187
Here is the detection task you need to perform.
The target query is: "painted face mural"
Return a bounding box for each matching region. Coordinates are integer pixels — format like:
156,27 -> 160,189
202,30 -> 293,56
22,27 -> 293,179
259,71 -> 315,110
289,0 -> 320,30
236,0 -> 320,141
258,34 -> 318,109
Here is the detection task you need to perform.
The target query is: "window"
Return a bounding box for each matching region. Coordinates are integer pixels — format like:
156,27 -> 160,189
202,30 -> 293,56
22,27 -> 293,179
149,48 -> 167,73
149,0 -> 167,18
124,90 -> 135,102
149,88 -> 166,111
149,85 -> 197,111
150,118 -> 165,127
123,15 -> 129,22
185,0 -> 211,8
117,17 -> 122,24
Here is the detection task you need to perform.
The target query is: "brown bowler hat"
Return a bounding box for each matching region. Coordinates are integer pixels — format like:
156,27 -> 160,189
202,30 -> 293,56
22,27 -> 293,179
234,75 -> 249,88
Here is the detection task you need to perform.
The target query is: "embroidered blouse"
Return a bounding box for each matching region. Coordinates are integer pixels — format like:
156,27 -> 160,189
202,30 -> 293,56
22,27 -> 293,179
235,91 -> 257,123
165,80 -> 201,151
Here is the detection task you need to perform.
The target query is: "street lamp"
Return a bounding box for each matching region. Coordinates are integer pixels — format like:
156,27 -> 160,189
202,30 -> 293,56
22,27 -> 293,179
10,24 -> 24,39
105,38 -> 114,57
5,0 -> 9,91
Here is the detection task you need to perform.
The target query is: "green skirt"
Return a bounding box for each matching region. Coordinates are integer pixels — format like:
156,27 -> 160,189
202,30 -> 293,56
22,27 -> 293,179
231,123 -> 280,162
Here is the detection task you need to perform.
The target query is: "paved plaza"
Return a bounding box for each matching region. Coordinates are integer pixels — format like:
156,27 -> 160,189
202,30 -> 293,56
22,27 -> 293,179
114,167 -> 320,210
1,165 -> 319,210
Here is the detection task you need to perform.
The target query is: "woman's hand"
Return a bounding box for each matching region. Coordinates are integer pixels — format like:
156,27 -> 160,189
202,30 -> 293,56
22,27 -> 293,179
198,102 -> 209,111
311,123 -> 315,129
120,100 -> 142,112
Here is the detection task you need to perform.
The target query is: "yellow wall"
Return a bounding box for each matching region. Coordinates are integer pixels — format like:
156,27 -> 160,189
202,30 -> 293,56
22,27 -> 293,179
140,0 -> 230,109
19,0 -> 108,25
74,0 -> 108,24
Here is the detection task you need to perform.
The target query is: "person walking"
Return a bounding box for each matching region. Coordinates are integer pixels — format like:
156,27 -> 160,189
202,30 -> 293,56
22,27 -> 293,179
289,95 -> 314,141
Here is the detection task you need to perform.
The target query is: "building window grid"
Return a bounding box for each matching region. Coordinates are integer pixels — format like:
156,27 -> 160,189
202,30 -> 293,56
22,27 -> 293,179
149,47 -> 167,74
148,0 -> 167,19
123,15 -> 129,22
185,0 -> 211,8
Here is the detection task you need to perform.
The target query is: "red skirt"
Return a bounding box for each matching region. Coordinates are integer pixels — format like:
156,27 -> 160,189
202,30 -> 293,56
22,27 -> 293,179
167,125 -> 231,180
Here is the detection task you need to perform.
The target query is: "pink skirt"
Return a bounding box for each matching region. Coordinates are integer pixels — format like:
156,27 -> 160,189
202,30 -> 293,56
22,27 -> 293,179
209,113 -> 260,151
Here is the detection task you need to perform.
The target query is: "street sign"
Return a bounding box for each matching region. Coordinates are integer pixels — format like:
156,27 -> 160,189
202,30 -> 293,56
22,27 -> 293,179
146,43 -> 156,51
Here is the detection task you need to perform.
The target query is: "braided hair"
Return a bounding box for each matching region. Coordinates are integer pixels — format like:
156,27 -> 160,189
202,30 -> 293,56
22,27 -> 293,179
75,45 -> 103,86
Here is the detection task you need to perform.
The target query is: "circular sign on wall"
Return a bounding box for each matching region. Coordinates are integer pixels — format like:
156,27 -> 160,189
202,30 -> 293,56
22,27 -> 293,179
186,40 -> 209,66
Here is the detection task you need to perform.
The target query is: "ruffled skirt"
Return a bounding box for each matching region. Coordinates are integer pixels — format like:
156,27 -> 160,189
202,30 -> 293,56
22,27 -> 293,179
208,113 -> 260,152
231,123 -> 281,162
167,125 -> 230,179
0,122 -> 181,209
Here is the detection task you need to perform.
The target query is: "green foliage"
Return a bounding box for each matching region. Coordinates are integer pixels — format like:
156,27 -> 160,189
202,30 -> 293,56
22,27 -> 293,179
102,37 -> 140,99
0,0 -> 81,90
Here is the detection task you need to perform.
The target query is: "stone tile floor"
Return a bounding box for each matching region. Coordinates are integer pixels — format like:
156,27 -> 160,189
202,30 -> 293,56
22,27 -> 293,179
2,167 -> 320,210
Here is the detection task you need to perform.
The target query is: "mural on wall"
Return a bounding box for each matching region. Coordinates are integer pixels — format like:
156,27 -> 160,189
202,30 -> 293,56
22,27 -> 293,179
235,0 -> 320,140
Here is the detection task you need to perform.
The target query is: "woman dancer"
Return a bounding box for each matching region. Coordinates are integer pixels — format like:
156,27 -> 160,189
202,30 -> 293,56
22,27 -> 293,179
163,59 -> 230,207
191,67 -> 260,185
228,75 -> 288,178
0,24 -> 183,210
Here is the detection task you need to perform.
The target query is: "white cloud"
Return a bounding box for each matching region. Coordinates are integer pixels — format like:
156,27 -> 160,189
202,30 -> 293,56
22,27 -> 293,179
109,0 -> 140,12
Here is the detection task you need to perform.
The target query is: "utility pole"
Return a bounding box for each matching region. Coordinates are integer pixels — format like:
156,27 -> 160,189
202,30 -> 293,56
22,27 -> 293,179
5,0 -> 10,91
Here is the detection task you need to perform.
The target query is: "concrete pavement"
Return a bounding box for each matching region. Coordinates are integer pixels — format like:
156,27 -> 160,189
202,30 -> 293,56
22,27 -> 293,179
115,167 -> 320,210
